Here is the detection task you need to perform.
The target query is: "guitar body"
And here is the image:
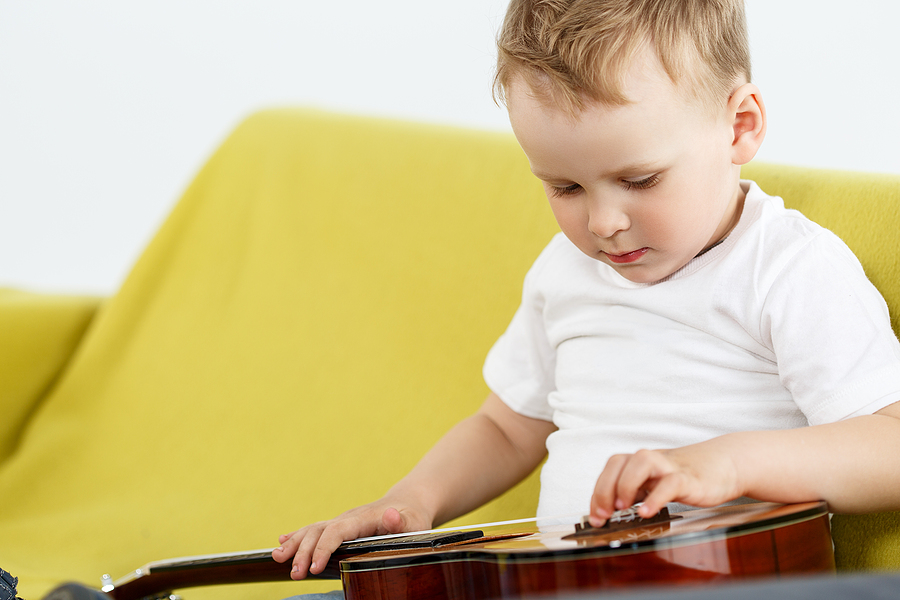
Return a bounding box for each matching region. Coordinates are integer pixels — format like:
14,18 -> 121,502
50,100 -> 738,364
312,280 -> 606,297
339,502 -> 834,600
104,502 -> 833,600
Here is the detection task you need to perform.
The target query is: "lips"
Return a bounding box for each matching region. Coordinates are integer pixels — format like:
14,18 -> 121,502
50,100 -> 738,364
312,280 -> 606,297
604,248 -> 649,264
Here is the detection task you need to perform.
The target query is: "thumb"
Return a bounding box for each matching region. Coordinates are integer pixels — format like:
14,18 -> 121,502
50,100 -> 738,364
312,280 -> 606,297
381,507 -> 408,534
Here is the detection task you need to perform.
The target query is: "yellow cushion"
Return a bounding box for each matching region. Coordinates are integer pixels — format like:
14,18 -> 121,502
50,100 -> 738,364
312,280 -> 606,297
0,110 -> 896,600
0,289 -> 100,463
0,109 -> 555,600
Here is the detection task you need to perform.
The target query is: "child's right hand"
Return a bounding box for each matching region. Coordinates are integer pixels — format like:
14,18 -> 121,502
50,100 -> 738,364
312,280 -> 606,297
272,393 -> 553,580
271,500 -> 433,580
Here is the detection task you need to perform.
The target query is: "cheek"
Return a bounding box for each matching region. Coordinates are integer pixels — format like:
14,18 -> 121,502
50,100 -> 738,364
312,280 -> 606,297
636,193 -> 702,246
547,197 -> 585,235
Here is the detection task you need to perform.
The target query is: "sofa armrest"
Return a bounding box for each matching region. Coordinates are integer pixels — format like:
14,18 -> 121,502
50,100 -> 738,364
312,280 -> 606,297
0,289 -> 102,462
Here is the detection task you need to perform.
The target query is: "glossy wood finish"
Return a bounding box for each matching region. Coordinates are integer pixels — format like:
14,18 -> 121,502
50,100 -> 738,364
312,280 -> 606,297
340,502 -> 834,600
107,551 -> 302,600
106,502 -> 833,600
105,531 -> 498,600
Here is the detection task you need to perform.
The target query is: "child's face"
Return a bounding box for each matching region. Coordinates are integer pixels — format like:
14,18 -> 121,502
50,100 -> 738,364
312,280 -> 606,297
507,50 -> 744,284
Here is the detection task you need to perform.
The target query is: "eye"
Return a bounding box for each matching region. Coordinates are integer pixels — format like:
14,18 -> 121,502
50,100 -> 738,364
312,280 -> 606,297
621,174 -> 660,191
548,183 -> 582,198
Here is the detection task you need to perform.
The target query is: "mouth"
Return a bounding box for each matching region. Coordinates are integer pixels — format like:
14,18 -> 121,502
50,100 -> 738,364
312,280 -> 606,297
603,248 -> 649,264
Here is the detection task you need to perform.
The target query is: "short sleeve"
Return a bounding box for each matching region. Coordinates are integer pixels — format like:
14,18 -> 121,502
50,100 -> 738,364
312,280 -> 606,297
762,231 -> 900,424
483,243 -> 558,422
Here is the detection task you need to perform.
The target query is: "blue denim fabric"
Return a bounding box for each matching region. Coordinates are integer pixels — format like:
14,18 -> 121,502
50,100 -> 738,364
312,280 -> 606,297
0,569 -> 18,600
282,591 -> 344,600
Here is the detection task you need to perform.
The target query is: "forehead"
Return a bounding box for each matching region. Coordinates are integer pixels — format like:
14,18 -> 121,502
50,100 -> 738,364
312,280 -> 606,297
509,43 -> 700,119
507,55 -> 710,178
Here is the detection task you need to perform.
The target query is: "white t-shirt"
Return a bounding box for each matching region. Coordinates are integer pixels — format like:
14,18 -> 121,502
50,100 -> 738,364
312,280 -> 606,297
483,181 -> 900,519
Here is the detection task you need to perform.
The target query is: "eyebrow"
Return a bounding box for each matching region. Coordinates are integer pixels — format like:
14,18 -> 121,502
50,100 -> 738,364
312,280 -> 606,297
530,169 -> 559,180
531,161 -> 663,181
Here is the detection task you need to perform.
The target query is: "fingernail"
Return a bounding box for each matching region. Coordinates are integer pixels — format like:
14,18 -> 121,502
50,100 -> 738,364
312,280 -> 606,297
291,565 -> 299,574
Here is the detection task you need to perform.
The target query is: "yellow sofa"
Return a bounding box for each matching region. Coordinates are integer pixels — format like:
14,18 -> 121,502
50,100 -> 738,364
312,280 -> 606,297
1,109 -> 898,600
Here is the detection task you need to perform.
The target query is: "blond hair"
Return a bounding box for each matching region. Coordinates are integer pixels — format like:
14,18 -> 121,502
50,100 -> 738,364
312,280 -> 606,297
494,0 -> 751,114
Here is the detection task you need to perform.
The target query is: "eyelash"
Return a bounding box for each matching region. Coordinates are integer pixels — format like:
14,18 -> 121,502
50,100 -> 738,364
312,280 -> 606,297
548,174 -> 660,198
549,183 -> 582,198
621,174 -> 660,191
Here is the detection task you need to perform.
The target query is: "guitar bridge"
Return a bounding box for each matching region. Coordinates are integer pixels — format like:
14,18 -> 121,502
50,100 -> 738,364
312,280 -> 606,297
563,506 -> 681,540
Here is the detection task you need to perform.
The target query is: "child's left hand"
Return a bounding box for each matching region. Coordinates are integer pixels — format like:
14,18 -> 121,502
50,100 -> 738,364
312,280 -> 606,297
588,439 -> 743,527
589,404 -> 900,526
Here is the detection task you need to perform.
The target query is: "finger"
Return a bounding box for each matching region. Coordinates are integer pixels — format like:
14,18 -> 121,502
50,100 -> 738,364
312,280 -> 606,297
614,449 -> 673,510
590,454 -> 630,526
278,530 -> 299,544
273,529 -> 303,562
638,472 -> 688,518
271,543 -> 291,563
273,527 -> 309,563
309,522 -> 367,576
291,526 -> 325,579
381,507 -> 408,534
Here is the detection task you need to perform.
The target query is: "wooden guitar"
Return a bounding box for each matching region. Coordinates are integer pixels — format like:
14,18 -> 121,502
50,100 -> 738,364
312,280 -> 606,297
100,501 -> 834,600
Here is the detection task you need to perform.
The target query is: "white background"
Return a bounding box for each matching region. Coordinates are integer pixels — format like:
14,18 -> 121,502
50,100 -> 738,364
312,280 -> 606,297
2,1 -> 898,295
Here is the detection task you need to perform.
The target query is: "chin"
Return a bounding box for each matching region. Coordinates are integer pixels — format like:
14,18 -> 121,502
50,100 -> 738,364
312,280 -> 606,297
611,262 -> 682,285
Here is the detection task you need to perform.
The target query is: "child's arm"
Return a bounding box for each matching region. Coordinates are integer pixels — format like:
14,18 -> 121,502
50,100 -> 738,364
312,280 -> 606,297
272,392 -> 556,579
589,401 -> 900,526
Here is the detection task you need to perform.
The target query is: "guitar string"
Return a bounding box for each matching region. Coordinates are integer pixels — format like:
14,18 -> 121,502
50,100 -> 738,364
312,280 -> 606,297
142,512 -> 589,570
344,512 -> 587,544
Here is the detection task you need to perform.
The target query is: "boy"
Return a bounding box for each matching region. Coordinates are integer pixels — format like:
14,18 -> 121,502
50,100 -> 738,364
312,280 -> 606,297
274,0 -> 900,583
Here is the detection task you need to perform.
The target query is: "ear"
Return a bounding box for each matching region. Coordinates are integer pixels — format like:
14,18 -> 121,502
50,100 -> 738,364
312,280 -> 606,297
728,83 -> 766,166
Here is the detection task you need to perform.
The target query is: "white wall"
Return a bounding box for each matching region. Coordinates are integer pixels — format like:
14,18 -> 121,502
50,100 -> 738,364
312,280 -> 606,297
1,1 -> 897,295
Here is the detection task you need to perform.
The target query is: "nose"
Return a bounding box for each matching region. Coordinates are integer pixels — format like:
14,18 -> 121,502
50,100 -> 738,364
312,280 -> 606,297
587,196 -> 630,239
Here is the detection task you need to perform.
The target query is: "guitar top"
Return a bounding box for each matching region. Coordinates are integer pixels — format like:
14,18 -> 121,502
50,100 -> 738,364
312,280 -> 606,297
104,501 -> 834,600
341,501 -> 825,571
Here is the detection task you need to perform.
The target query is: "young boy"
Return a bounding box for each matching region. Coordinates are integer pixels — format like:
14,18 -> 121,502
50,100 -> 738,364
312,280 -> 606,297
274,0 -> 900,584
